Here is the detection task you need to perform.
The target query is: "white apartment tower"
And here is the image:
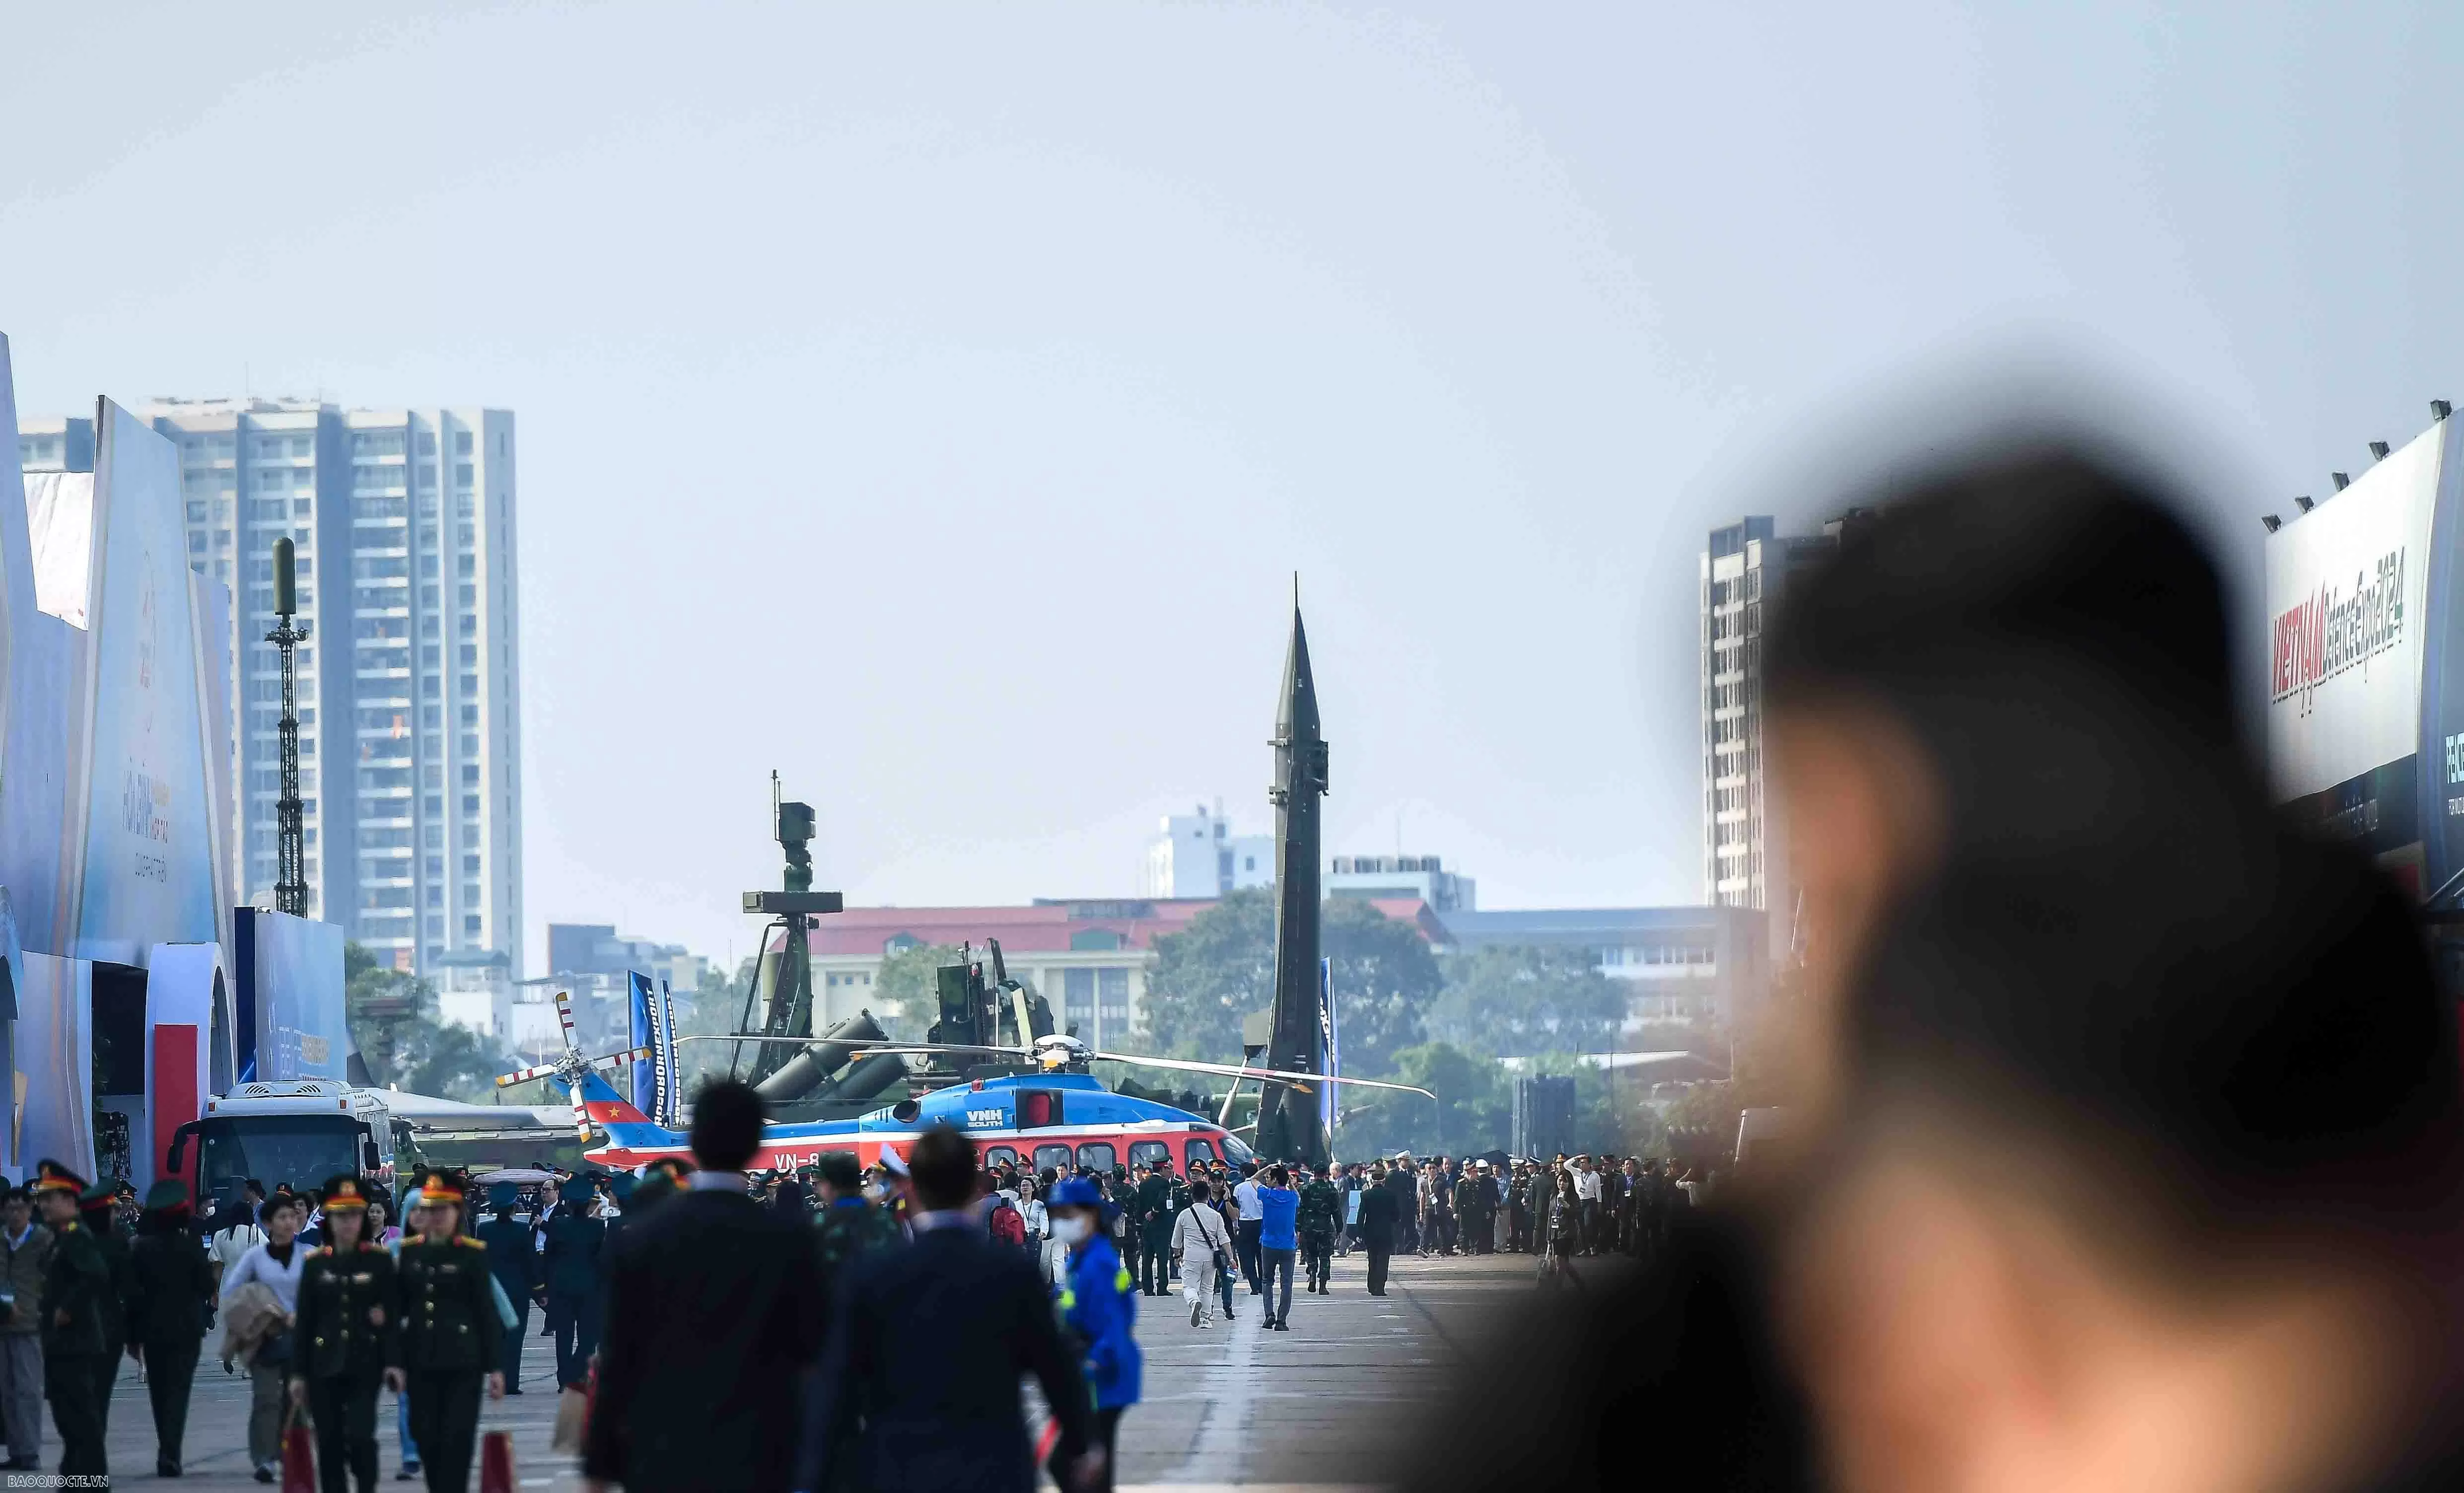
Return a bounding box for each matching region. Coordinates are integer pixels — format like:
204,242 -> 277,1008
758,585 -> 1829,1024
1143,803 -> 1274,899
1700,516 -> 1835,956
24,398 -> 527,984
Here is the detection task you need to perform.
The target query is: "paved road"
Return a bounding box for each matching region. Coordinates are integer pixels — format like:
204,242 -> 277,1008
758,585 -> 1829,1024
79,1247 -> 1534,1490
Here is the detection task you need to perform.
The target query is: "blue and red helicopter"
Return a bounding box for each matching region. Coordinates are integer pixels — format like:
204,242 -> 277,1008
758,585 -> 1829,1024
496,991 -> 1432,1174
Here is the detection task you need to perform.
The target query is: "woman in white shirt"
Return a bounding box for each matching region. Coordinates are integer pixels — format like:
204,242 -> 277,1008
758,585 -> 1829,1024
220,1191 -> 308,1482
1170,1179 -> 1235,1329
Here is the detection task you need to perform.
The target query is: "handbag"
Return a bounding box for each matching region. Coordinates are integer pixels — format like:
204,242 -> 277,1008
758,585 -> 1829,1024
281,1403 -> 316,1493
1201,1212 -> 1232,1277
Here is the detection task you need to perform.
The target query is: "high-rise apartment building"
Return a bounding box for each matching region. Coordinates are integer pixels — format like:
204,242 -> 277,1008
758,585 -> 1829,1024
1700,516 -> 1836,955
22,398 -> 525,987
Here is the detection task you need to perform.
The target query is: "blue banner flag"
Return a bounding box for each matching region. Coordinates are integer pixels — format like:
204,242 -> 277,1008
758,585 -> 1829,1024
1318,956 -> 1338,1140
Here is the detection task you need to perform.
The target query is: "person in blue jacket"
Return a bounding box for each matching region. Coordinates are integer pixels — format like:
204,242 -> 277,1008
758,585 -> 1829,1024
1047,1177 -> 1139,1493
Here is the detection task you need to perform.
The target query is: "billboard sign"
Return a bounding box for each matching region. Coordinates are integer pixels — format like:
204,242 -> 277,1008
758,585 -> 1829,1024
2267,414 -> 2464,898
72,402 -> 223,964
234,910 -> 347,1084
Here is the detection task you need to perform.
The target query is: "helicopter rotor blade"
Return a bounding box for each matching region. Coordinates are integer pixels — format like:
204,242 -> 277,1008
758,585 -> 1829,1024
494,1062 -> 561,1089
591,1046 -> 653,1073
672,1036 -> 1030,1056
1088,1052 -> 1438,1102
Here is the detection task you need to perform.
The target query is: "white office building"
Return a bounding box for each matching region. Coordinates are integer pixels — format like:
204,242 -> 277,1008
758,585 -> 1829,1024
1700,514 -> 1852,956
1143,803 -> 1273,899
26,398 -> 526,985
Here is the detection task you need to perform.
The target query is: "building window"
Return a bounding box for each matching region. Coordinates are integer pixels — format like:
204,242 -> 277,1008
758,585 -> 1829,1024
454,431 -> 473,456
463,915 -> 482,936
1098,968 -> 1129,1036
1063,969 -> 1096,1042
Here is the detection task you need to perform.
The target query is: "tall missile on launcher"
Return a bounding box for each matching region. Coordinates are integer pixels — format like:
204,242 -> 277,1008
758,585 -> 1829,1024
1256,589 -> 1331,1165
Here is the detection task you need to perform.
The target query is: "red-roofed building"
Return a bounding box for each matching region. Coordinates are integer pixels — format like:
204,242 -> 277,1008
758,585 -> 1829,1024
795,894 -> 1454,1049
801,898 -> 1220,1048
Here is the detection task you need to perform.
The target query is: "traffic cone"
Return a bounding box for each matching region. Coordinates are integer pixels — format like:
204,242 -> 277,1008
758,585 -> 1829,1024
479,1429 -> 516,1493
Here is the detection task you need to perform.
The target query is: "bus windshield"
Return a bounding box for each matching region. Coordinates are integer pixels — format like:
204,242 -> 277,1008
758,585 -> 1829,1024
196,1116 -> 363,1211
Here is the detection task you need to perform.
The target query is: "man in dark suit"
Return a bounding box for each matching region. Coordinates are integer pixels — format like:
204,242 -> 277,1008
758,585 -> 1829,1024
584,1083 -> 825,1493
1358,1163 -> 1400,1296
798,1124 -> 1095,1493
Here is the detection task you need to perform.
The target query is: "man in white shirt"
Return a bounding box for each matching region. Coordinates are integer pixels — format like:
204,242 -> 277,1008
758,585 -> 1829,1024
1231,1166 -> 1265,1295
1572,1157 -> 1603,1255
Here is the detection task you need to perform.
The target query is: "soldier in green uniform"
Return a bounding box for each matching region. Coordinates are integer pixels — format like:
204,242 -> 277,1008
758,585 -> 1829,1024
811,1153 -> 899,1295
1133,1158 -> 1181,1296
386,1170 -> 503,1493
1297,1163 -> 1343,1293
289,1176 -> 396,1493
29,1161 -> 108,1481
76,1179 -> 130,1436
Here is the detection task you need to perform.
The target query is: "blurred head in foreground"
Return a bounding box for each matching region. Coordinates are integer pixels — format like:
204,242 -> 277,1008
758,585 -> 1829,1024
1762,450 -> 2244,1121
1787,851 -> 2464,1493
1764,454 -> 2464,1493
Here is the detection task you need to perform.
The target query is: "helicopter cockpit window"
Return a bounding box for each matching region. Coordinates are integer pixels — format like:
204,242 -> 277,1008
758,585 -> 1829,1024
1076,1142 -> 1118,1174
1221,1133 -> 1257,1168
1185,1138 -> 1218,1168
1127,1140 -> 1172,1170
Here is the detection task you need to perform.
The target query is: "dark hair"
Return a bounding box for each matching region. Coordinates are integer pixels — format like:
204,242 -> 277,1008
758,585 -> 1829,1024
907,1125 -> 978,1211
1846,848 -> 2464,1274
814,1152 -> 862,1194
689,1080 -> 767,1173
1189,1179 -> 1211,1203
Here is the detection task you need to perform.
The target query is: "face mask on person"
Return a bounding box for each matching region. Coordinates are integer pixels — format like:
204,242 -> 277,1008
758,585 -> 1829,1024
1053,1214 -> 1094,1246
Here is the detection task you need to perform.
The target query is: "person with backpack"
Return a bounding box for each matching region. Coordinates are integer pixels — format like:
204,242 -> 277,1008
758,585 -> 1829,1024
987,1184 -> 1028,1249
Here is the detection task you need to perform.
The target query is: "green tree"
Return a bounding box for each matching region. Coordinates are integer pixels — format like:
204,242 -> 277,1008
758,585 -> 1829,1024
1426,944 -> 1627,1059
343,942 -> 517,1102
1324,897 -> 1442,1076
1331,1042 -> 1509,1158
1136,891 -> 1442,1073
1136,889 -> 1275,1059
872,942 -> 962,1040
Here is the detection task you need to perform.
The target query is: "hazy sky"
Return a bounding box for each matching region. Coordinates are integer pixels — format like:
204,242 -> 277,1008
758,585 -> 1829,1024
6,2 -> 2462,974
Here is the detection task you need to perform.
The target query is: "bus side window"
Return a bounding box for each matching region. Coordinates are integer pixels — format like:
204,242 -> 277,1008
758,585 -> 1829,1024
1186,1138 -> 1218,1169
